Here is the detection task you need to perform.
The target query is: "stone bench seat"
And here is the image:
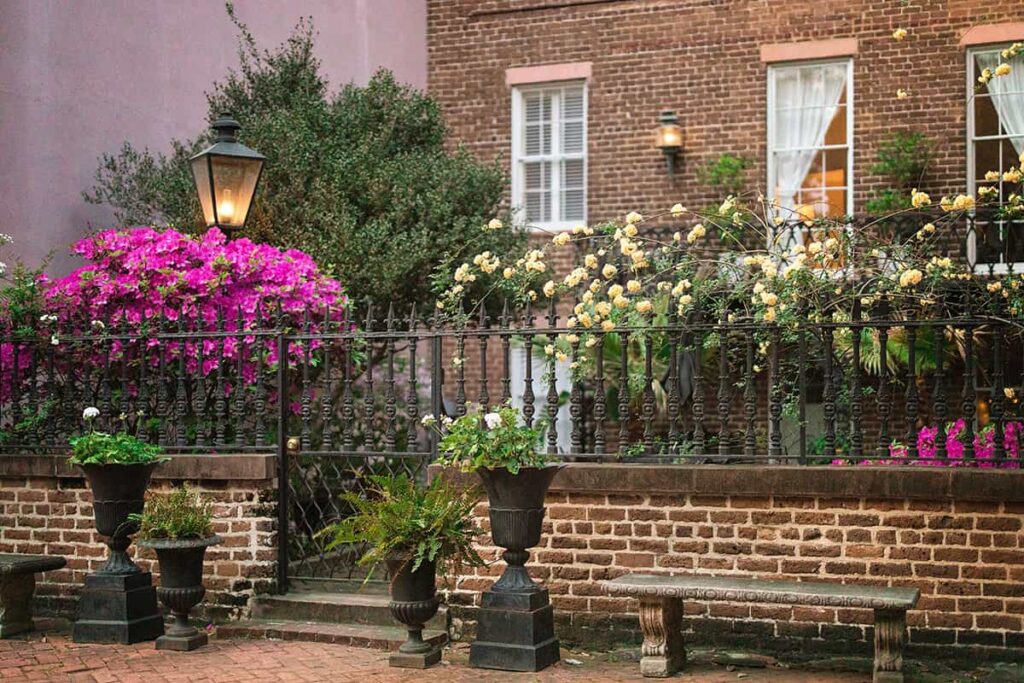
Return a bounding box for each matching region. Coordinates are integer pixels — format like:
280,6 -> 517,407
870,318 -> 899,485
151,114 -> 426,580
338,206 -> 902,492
601,574 -> 919,683
0,553 -> 67,638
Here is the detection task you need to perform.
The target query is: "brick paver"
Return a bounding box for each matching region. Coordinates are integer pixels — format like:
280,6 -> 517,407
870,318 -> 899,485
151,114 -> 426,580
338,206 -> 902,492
0,631 -> 872,683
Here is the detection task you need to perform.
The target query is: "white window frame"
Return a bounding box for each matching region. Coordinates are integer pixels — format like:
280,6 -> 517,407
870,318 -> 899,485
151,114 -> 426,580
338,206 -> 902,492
510,81 -> 588,231
766,58 -> 855,248
966,44 -> 1024,274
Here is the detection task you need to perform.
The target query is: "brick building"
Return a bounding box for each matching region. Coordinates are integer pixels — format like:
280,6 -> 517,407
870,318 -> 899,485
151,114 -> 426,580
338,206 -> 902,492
428,1 -> 1024,268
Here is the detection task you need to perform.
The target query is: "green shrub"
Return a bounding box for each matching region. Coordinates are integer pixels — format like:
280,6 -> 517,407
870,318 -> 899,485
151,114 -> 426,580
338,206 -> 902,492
84,2 -> 523,315
865,131 -> 934,214
131,486 -> 214,541
697,154 -> 752,198
318,474 -> 483,581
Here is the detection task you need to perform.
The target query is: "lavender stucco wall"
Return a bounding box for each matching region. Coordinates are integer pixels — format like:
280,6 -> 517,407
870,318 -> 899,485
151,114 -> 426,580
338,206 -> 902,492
0,0 -> 426,273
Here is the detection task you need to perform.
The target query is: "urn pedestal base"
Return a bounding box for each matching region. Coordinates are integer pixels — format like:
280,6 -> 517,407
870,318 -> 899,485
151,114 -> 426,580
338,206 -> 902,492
73,572 -> 164,644
156,631 -> 208,651
469,588 -> 560,672
389,648 -> 443,668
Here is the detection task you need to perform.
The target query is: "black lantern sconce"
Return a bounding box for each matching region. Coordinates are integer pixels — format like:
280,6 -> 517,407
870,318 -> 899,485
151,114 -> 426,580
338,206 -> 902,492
190,112 -> 265,238
654,110 -> 683,177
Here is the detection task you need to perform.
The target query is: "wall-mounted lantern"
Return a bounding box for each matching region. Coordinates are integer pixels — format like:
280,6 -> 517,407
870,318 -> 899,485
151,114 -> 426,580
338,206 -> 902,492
190,112 -> 265,238
654,110 -> 683,177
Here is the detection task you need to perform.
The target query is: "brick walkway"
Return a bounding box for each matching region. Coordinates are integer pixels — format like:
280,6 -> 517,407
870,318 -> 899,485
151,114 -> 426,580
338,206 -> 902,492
0,631 -> 873,683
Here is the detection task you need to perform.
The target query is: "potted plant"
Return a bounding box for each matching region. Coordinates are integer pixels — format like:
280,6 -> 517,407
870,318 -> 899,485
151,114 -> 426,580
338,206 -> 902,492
132,486 -> 221,651
319,474 -> 482,668
70,407 -> 168,644
427,405 -> 563,672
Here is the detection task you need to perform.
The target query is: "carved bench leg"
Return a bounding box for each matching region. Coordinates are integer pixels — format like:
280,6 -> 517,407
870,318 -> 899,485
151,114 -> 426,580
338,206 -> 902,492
873,608 -> 907,683
638,597 -> 685,678
0,574 -> 36,639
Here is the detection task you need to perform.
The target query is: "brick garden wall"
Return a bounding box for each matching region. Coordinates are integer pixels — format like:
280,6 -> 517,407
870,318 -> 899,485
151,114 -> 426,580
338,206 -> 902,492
427,0 -> 1024,222
0,455 -> 278,623
444,465 -> 1024,660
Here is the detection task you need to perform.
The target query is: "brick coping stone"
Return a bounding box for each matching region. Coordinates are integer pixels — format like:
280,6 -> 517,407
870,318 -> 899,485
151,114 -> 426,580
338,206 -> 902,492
432,463 -> 1024,502
0,453 -> 276,481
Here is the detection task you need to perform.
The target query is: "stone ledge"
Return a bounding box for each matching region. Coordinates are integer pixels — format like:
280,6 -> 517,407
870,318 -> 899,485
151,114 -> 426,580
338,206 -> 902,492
431,464 -> 1024,502
0,453 -> 277,482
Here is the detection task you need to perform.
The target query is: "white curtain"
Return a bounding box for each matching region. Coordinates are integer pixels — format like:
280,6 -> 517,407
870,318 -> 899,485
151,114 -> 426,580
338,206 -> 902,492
978,52 -> 1024,155
773,64 -> 848,216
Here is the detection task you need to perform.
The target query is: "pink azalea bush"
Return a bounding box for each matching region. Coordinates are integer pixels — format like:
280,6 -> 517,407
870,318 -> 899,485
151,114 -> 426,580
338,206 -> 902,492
833,419 -> 1023,468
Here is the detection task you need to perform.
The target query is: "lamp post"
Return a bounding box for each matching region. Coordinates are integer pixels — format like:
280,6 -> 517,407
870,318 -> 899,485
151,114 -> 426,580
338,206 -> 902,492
190,112 -> 265,238
654,110 -> 683,178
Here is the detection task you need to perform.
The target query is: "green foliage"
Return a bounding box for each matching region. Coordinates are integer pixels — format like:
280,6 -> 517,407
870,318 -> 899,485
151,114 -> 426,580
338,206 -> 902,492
317,474 -> 483,581
697,154 -> 752,197
1,262 -> 49,336
68,431 -> 167,466
865,131 -> 934,214
84,3 -> 523,314
429,406 -> 548,473
130,485 -> 214,541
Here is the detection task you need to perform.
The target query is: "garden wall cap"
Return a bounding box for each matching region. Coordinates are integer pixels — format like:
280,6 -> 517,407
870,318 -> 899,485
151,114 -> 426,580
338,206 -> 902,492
0,454 -> 276,482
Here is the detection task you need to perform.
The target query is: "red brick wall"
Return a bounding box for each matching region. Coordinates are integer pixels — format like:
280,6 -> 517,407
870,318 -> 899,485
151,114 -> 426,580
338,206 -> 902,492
0,456 -> 278,623
427,0 -> 1024,222
443,465 -> 1024,657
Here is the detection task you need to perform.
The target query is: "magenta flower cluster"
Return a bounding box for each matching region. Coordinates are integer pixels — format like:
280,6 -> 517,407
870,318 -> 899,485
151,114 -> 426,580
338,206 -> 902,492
834,419 -> 1022,468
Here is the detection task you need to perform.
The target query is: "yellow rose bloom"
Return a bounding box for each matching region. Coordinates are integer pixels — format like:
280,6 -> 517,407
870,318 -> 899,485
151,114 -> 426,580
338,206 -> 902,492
996,63 -> 1012,77
487,218 -> 503,230
635,300 -> 653,314
763,307 -> 777,323
626,279 -> 642,293
626,211 -> 643,224
503,267 -> 516,279
911,189 -> 931,208
686,224 -> 706,244
623,223 -> 638,237
613,295 -> 629,308
671,203 -> 685,217
595,301 -> 612,317
602,264 -> 618,279
601,319 -> 616,332
892,27 -> 907,40
608,284 -> 624,298
896,89 -> 909,100
552,232 -> 571,247
584,254 -> 599,269
543,280 -> 556,297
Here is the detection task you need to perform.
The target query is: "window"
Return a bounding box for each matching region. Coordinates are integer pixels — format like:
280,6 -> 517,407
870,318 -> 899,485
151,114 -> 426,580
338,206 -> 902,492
511,82 -> 587,230
767,59 -> 853,248
967,45 -> 1024,272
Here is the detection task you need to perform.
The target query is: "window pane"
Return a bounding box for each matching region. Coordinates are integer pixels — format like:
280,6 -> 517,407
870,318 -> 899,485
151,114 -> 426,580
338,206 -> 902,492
563,120 -> 584,154
563,88 -> 584,119
974,95 -> 1000,138
562,159 -> 585,221
823,148 -> 847,188
974,138 -> 1002,181
524,161 -> 550,223
824,105 -> 847,145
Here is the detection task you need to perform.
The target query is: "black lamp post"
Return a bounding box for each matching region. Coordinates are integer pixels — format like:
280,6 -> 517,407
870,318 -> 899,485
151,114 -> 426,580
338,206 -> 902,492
190,112 -> 265,238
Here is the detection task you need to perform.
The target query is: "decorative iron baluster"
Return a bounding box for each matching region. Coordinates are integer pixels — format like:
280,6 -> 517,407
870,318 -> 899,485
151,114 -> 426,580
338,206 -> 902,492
642,331 -> 656,455
521,303 -> 536,428
101,329 -> 113,433
593,332 -> 606,456
717,312 -> 730,458
384,304 -> 398,452
876,322 -> 891,460
406,305 -> 419,452
666,325 -> 680,454
341,306 -> 355,452
822,326 -> 836,459
500,300 -> 512,405
320,304 -> 335,452
618,325 -> 630,457
905,323 -> 918,459
962,323 -> 975,461
993,324 -> 1005,461
849,300 -> 863,460
454,305 -> 467,418
478,306 -> 490,409
546,297 -> 559,455
11,340 -> 21,435
691,323 -> 706,456
743,326 -> 757,457
45,342 -> 56,446
136,333 -> 148,442
215,309 -> 227,447
194,320 -> 207,449
934,323 -> 948,461
118,307 -> 130,432
300,310 -> 313,450
797,316 -> 808,464
175,311 -> 188,447
234,306 -> 246,446
362,303 -> 377,447
768,325 -> 783,459
254,304 -> 268,446
570,332 -> 583,456
158,313 -> 171,447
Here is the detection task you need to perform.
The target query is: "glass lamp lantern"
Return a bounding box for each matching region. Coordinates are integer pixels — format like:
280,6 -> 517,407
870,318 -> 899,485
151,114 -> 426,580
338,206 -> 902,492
654,110 -> 683,177
190,112 -> 265,236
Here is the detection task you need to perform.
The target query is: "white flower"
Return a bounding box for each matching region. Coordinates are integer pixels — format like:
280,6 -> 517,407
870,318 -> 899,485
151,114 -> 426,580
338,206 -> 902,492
83,407 -> 100,421
487,218 -> 503,230
91,320 -> 106,330
50,335 -> 59,346
484,412 -> 502,429
0,262 -> 6,276
441,416 -> 454,428
421,414 -> 436,427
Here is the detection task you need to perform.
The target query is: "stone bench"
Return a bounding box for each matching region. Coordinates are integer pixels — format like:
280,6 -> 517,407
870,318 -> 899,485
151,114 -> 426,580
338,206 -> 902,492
0,553 -> 67,638
601,574 -> 920,683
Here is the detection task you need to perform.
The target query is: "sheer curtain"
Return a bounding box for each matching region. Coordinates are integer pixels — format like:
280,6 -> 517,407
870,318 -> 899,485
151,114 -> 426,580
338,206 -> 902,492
978,52 -> 1024,154
773,63 -> 848,216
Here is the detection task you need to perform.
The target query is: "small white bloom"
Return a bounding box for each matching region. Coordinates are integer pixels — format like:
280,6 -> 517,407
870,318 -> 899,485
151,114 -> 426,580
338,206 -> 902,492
484,412 -> 502,429
83,407 -> 100,421
421,414 -> 436,427
50,335 -> 59,346
91,320 -> 106,330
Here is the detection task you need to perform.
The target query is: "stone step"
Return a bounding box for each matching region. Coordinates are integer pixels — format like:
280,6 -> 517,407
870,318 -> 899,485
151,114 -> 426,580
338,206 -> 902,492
215,618 -> 447,652
250,590 -> 447,631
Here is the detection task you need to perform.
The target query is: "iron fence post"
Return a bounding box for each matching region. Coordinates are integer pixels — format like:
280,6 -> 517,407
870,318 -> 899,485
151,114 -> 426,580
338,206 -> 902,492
276,332 -> 289,595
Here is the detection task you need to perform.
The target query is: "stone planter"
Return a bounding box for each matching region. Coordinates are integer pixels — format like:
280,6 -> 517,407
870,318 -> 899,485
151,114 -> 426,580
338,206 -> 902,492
385,555 -> 442,668
469,465 -> 563,672
139,536 -> 222,651
73,462 -> 164,644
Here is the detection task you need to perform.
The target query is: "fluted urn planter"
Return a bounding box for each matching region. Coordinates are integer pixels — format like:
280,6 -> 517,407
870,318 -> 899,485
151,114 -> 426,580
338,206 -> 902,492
469,465 -> 563,672
385,555 -> 442,668
139,536 -> 222,651
73,462 -> 165,643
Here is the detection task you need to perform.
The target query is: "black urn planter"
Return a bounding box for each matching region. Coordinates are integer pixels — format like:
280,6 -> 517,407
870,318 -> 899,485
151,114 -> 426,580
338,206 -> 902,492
73,462 -> 165,644
469,465 -> 563,672
385,555 -> 443,668
139,536 -> 222,651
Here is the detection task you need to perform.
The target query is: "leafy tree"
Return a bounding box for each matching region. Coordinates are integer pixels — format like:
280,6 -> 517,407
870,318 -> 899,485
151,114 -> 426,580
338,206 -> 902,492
864,130 -> 934,214
84,3 -> 522,315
